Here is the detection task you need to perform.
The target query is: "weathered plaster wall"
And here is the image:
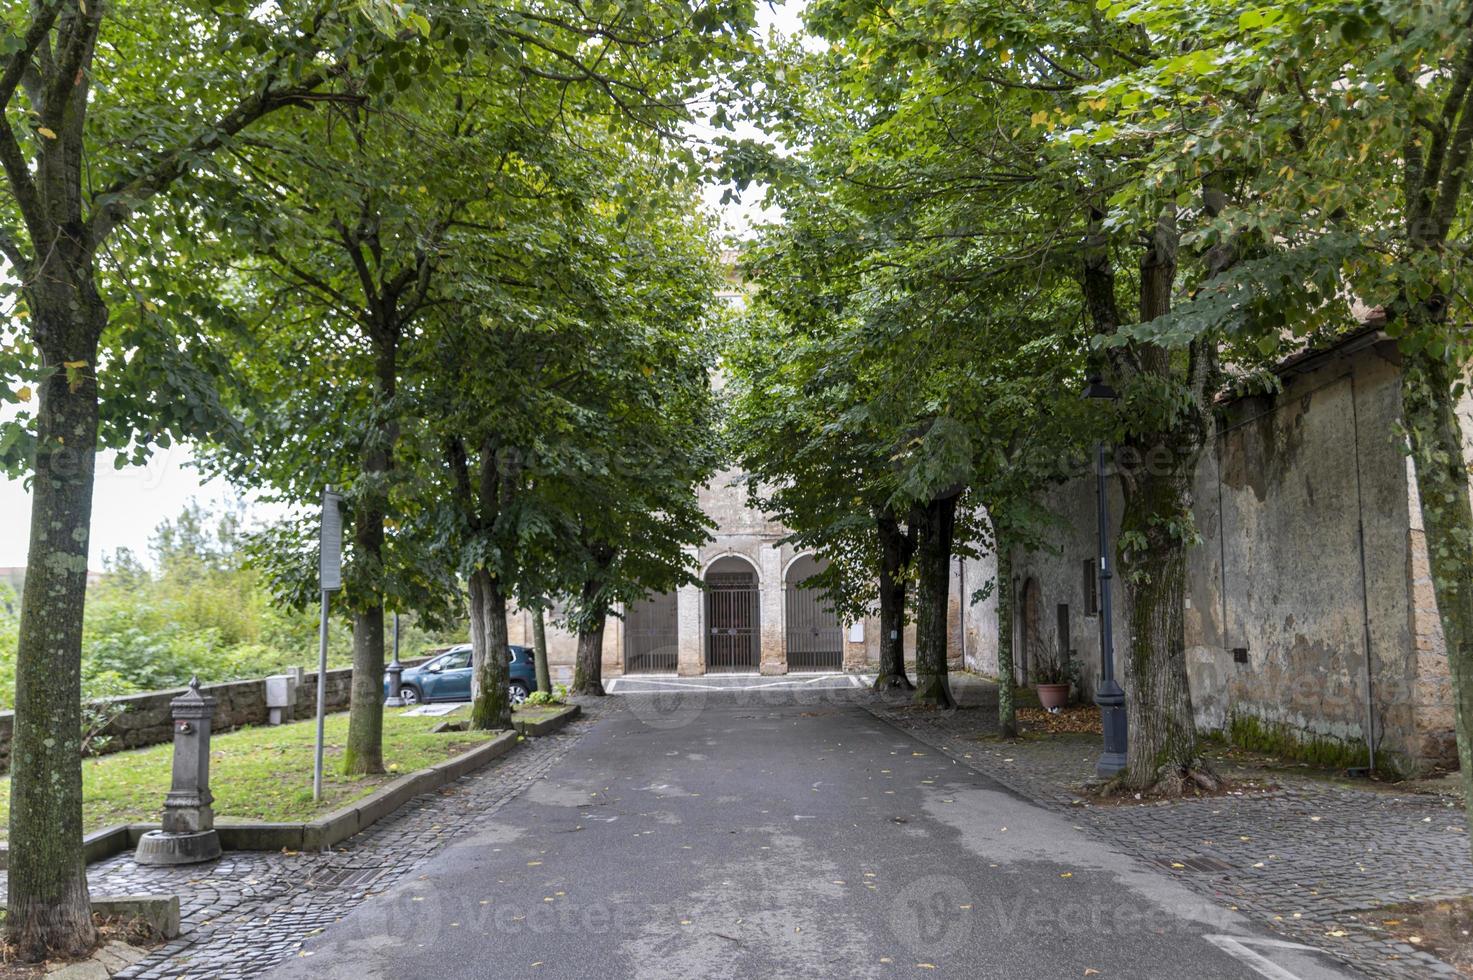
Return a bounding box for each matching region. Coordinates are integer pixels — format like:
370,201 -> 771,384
1200,346 -> 1418,768
1011,340 -> 1445,772
1008,469 -> 1128,703
1401,376 -> 1473,764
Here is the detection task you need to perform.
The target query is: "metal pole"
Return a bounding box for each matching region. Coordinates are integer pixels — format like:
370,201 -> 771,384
313,588 -> 330,802
385,611 -> 405,707
1094,440 -> 1128,777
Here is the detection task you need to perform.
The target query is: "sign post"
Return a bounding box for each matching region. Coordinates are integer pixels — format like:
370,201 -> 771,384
314,486 -> 343,802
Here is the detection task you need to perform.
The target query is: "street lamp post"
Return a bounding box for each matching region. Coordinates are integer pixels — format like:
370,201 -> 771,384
1083,375 -> 1128,778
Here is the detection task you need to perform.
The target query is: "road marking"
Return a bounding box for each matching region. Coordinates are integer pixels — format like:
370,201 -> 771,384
1204,934 -> 1324,980
607,674 -> 874,694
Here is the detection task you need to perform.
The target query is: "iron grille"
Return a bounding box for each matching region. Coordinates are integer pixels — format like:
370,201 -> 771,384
625,592 -> 678,674
705,573 -> 759,673
785,585 -> 843,672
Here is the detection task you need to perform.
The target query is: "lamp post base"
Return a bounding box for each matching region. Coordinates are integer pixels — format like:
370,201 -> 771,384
385,661 -> 405,708
1095,678 -> 1128,778
135,829 -> 221,866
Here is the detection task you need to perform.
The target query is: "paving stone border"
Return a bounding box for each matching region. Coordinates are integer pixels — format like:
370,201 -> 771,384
864,687 -> 1470,979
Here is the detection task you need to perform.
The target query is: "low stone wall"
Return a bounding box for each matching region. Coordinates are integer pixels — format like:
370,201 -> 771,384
0,657 -> 432,773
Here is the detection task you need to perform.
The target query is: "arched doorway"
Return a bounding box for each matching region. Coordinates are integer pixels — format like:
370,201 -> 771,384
704,556 -> 760,673
624,591 -> 677,674
1020,576 -> 1042,685
785,554 -> 842,672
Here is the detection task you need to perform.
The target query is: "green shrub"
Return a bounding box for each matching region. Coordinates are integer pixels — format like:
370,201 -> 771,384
524,683 -> 569,706
0,503 -> 466,710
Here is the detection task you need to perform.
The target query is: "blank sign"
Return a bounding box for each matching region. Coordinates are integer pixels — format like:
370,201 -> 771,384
320,488 -> 343,593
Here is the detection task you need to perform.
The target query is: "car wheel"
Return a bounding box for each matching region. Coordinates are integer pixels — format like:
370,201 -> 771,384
509,681 -> 531,706
399,685 -> 422,706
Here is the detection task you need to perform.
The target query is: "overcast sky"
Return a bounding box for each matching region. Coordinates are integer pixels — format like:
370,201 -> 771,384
0,2 -> 802,570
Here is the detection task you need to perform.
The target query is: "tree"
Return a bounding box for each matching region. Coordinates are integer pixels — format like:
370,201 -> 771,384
726,205 -> 924,694
198,35 -> 538,774
725,22 -> 1095,712
747,0 -> 1256,786
1072,0 -> 1473,807
200,0 -> 757,760
0,0 -> 380,956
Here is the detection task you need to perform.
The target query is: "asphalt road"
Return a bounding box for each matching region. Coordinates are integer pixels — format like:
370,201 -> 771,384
266,683 -> 1356,980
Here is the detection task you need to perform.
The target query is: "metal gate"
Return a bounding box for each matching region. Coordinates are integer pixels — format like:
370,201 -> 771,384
785,585 -> 843,671
705,573 -> 759,672
625,592 -> 678,674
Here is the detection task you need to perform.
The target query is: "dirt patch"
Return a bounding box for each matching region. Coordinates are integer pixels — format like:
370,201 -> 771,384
1017,704 -> 1101,735
1081,772 -> 1280,805
0,914 -> 164,977
1347,897 -> 1473,974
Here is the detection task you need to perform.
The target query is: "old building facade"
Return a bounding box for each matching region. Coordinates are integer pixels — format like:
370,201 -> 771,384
511,468 -> 1000,682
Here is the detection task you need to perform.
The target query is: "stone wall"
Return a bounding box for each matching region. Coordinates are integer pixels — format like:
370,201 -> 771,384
1010,336 -> 1453,774
0,658 -> 430,773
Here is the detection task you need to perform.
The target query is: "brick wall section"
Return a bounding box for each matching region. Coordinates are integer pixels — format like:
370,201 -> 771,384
0,658 -> 430,773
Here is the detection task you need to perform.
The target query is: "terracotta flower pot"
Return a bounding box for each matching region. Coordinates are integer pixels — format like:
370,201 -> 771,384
1035,682 -> 1071,710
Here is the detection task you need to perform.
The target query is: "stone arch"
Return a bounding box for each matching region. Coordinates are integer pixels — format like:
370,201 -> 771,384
700,551 -> 762,587
704,555 -> 760,672
784,554 -> 841,672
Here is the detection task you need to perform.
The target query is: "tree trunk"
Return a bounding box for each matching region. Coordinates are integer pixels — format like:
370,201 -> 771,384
532,606 -> 552,694
995,539 -> 1017,738
874,512 -> 913,692
1403,349 -> 1473,845
343,325 -> 397,774
913,495 -> 958,708
8,285 -> 105,959
343,603 -> 385,775
469,568 -> 512,730
1115,445 -> 1207,793
573,605 -> 607,697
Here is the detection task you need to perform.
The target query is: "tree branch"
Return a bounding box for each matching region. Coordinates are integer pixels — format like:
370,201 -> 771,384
0,0 -> 65,112
86,69 -> 356,245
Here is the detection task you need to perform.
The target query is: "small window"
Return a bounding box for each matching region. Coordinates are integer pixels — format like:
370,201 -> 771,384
444,649 -> 471,670
1082,558 -> 1099,616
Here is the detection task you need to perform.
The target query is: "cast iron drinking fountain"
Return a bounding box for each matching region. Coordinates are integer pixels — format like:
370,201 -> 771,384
135,676 -> 222,865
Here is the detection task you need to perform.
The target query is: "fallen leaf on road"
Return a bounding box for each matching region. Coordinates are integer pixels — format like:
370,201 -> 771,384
1060,872 -> 1073,878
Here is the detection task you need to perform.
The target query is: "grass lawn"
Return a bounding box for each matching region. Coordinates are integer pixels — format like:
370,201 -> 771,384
0,708 -> 511,841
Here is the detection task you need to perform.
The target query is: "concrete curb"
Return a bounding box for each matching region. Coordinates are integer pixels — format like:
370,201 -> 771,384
512,703 -> 581,737
0,729 -> 528,866
0,894 -> 180,940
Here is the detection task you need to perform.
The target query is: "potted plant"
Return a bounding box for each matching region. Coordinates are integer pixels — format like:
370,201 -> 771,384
1033,641 -> 1078,710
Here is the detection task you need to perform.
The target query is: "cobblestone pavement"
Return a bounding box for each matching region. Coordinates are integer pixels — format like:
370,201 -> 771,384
865,680 -> 1471,979
52,702 -> 607,980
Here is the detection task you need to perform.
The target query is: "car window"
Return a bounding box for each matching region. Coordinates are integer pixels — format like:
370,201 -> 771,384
443,649 -> 471,670
506,647 -> 517,663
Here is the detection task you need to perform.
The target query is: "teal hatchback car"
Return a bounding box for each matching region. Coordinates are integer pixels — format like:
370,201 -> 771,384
386,644 -> 536,706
